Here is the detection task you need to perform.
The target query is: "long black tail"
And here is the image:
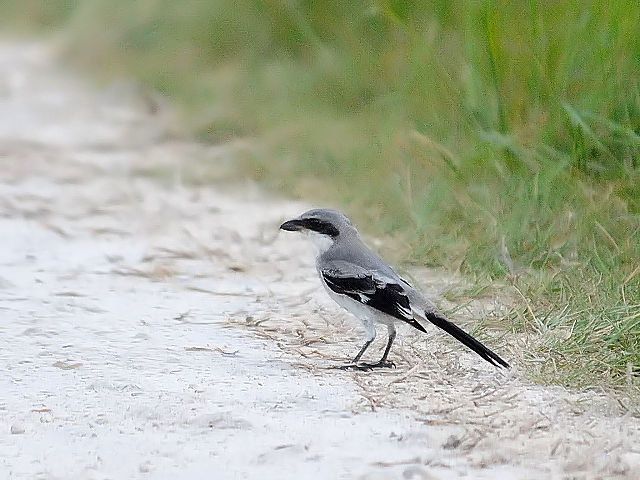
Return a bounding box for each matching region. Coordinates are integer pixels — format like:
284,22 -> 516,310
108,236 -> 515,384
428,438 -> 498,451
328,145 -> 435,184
424,311 -> 510,368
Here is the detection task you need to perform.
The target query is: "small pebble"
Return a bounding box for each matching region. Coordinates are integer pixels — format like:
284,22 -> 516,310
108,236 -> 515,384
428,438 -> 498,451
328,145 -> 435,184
11,424 -> 25,434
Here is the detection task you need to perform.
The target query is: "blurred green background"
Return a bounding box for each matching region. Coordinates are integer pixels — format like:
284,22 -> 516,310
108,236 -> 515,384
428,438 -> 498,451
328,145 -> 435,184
3,0 -> 639,391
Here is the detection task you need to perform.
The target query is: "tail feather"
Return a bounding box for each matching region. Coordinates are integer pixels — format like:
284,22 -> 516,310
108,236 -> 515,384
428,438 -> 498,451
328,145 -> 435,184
422,311 -> 510,369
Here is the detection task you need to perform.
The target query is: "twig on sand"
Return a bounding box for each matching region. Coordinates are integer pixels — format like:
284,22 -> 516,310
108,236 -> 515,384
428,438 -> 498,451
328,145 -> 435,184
371,456 -> 421,467
185,285 -> 255,296
386,364 -> 421,386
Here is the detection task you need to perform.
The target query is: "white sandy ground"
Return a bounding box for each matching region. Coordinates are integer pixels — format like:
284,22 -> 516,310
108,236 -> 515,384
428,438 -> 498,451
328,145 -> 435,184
0,41 -> 638,480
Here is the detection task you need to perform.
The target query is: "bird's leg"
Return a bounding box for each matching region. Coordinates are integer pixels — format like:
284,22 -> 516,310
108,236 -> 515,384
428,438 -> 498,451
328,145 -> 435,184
360,325 -> 396,369
379,325 -> 396,364
352,338 -> 373,363
339,338 -> 374,370
339,320 -> 377,371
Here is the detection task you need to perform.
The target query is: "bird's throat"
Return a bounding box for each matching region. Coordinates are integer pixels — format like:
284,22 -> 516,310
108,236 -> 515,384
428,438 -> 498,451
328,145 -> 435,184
306,231 -> 334,254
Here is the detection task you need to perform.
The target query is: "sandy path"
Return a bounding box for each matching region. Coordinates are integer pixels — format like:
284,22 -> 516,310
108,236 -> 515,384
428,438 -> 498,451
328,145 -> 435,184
0,41 -> 638,480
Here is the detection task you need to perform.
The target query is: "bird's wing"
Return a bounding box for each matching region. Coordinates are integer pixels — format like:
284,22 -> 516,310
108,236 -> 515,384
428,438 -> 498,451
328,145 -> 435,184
320,260 -> 427,333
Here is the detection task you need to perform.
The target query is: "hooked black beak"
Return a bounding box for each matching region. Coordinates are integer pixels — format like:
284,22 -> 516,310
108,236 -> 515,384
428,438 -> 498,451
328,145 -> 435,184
280,219 -> 306,231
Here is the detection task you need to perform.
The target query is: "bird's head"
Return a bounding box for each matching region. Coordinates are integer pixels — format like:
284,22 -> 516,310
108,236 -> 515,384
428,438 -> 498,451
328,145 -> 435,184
280,208 -> 356,253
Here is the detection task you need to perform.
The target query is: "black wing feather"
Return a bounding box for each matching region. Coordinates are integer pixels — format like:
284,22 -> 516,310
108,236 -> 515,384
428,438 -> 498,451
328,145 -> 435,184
322,270 -> 427,333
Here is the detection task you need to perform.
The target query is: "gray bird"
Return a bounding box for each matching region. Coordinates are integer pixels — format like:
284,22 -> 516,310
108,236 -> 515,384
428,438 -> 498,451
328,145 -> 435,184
280,208 -> 509,370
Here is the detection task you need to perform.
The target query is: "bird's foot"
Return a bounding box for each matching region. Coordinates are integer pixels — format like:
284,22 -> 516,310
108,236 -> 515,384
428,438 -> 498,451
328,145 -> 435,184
360,360 -> 396,369
338,361 -> 396,371
338,363 -> 371,371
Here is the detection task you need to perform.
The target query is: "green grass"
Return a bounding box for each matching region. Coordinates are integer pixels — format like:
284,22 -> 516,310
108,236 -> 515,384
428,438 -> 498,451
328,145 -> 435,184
3,0 -> 638,393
